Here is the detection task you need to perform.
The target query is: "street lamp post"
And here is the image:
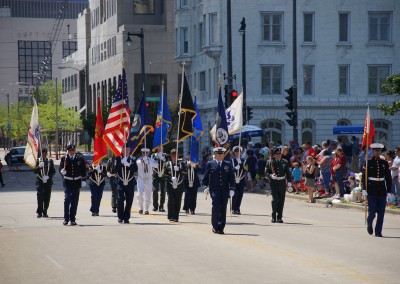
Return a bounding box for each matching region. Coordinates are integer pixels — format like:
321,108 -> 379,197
127,28 -> 145,99
1,89 -> 10,149
239,17 -> 246,125
55,77 -> 59,159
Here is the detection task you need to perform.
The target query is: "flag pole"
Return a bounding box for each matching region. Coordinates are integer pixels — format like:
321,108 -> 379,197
364,104 -> 370,224
238,87 -> 244,155
176,63 -> 185,159
160,80 -> 164,149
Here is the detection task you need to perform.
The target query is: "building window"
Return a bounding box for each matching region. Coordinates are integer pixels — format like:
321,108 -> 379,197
338,65 -> 349,95
337,119 -> 351,126
301,120 -> 315,145
369,12 -> 391,42
176,0 -> 188,9
180,27 -> 189,54
133,0 -> 154,14
18,40 -> 52,85
303,65 -> 314,95
209,13 -> 218,44
374,120 -> 390,146
199,71 -> 206,91
62,41 -> 77,58
261,120 -> 282,145
368,65 -> 390,95
198,22 -> 203,51
261,12 -> 283,42
303,13 -> 314,43
261,65 -> 283,95
339,12 -> 350,42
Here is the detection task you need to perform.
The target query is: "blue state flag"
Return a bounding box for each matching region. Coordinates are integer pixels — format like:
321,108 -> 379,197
190,97 -> 203,163
127,95 -> 153,155
152,87 -> 172,152
214,86 -> 230,156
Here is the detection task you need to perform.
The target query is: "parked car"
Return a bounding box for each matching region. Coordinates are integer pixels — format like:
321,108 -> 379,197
76,151 -> 93,168
4,146 -> 26,166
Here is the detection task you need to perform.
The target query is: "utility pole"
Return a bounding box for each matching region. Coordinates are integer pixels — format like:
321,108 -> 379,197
55,77 -> 59,159
226,0 -> 233,108
292,0 -> 298,142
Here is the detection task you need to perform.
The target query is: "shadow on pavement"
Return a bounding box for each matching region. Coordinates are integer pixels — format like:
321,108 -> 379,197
224,233 -> 259,236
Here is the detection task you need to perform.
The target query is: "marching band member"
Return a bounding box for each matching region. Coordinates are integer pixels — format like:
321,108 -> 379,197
202,147 -> 235,234
165,148 -> 185,222
152,146 -> 167,212
106,155 -> 118,213
265,148 -> 292,224
59,144 -> 87,226
33,148 -> 55,218
231,146 -> 246,215
115,147 -> 138,224
88,162 -> 107,216
182,152 -> 200,215
136,148 -> 158,214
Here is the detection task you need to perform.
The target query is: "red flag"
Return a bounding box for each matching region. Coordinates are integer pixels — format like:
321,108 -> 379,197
103,68 -> 131,156
361,107 -> 376,149
94,97 -> 107,165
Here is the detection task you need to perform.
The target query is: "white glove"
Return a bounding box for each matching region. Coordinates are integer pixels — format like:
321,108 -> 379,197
229,190 -> 234,198
235,165 -> 240,170
42,175 -> 49,181
95,165 -> 102,173
362,190 -> 368,196
107,172 -> 114,178
60,169 -> 66,175
287,182 -> 292,187
38,162 -> 44,168
157,152 -> 163,158
270,174 -> 277,180
174,166 -> 179,171
81,181 -> 87,187
123,160 -> 130,167
143,156 -> 148,162
204,187 -> 209,194
121,157 -> 128,164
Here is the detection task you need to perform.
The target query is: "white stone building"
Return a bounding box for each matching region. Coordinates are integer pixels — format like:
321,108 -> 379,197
175,0 -> 400,149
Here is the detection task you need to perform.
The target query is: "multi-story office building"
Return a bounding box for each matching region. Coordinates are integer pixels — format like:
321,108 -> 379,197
175,0 -> 400,148
0,0 -> 88,106
60,0 -> 181,120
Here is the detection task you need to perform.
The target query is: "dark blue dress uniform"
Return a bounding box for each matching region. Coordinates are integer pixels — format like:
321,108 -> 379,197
165,159 -> 185,222
151,152 -> 167,212
182,161 -> 200,214
88,164 -> 107,216
33,150 -> 56,218
106,156 -> 118,213
361,144 -> 392,237
60,150 -> 87,225
202,158 -> 235,233
231,156 -> 246,214
265,149 -> 292,223
115,156 -> 138,223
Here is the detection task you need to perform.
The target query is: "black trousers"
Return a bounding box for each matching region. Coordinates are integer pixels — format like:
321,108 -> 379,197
270,180 -> 286,220
110,178 -> 117,209
211,194 -> 229,232
36,182 -> 52,214
153,178 -> 166,209
183,186 -> 198,212
167,186 -> 183,221
232,183 -> 245,212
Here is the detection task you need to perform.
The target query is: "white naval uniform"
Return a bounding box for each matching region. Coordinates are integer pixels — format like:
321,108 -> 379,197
136,156 -> 158,211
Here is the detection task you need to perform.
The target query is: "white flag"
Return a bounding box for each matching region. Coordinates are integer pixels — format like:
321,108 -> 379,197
24,100 -> 40,168
210,92 -> 243,140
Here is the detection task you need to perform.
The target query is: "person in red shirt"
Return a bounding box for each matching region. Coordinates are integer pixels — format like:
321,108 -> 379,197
330,148 -> 347,199
305,141 -> 317,158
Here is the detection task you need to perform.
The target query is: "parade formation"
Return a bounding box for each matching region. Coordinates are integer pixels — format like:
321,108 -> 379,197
21,66 -> 397,238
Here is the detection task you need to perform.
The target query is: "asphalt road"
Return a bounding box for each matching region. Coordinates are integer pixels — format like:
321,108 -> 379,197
0,170 -> 399,284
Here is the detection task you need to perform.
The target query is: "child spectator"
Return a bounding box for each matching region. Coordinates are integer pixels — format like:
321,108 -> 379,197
292,162 -> 301,194
256,153 -> 266,189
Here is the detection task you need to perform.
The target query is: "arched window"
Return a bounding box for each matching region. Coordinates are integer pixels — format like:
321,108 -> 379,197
337,119 -> 351,126
301,119 -> 315,144
374,120 -> 391,147
260,120 -> 283,145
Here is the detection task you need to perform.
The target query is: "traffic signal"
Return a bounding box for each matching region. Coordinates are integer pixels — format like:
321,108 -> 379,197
247,107 -> 254,122
145,102 -> 150,108
286,111 -> 297,127
284,86 -> 294,111
231,89 -> 238,102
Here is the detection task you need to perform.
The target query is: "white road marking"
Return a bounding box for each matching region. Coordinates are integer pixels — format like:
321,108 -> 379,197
46,255 -> 62,269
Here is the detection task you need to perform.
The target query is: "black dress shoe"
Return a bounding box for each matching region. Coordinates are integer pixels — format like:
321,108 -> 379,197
271,218 -> 276,223
375,233 -> 383,237
152,208 -> 158,211
218,231 -> 225,234
70,221 -> 77,226
37,213 -> 42,218
118,219 -> 123,223
173,219 -> 179,222
124,220 -> 130,224
95,213 -> 99,216
190,211 -> 195,215
237,211 -> 241,215
212,228 -> 218,233
139,210 -> 143,214
185,210 -> 189,213
63,220 -> 69,225
43,213 -> 49,218
159,208 -> 165,212
144,211 -> 149,215
169,219 -> 174,222
277,219 -> 284,223
367,227 -> 373,235
112,208 -> 117,213
91,213 -> 96,216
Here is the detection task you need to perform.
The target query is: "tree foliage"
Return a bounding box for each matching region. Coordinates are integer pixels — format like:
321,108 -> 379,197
377,74 -> 400,115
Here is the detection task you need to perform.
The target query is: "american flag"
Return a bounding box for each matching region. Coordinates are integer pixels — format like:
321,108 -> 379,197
103,68 -> 131,156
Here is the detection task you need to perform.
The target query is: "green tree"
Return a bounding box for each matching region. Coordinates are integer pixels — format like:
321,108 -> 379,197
377,74 -> 400,115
